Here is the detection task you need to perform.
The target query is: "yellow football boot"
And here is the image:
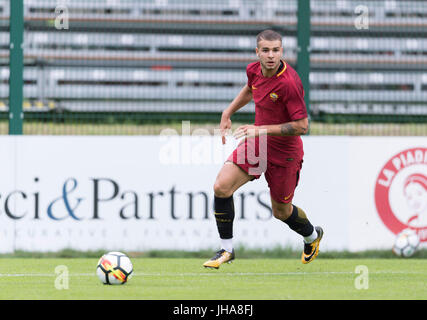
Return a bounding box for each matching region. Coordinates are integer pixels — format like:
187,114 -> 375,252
203,249 -> 235,269
302,226 -> 324,264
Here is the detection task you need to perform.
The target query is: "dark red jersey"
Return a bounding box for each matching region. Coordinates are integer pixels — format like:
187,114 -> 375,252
246,60 -> 307,167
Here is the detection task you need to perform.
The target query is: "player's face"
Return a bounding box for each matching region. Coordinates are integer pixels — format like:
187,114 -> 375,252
256,40 -> 283,75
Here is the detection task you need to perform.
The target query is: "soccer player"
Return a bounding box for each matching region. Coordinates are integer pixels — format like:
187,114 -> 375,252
203,30 -> 323,269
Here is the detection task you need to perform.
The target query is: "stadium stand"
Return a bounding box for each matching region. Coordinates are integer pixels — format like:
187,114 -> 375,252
1,66 -> 426,115
0,0 -> 426,119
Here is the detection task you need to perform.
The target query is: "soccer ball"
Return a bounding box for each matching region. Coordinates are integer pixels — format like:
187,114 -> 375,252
96,252 -> 133,285
392,229 -> 420,258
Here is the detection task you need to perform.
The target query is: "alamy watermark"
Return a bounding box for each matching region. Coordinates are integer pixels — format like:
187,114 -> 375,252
158,121 -> 268,176
55,1 -> 69,30
354,5 -> 369,30
354,265 -> 369,290
54,265 -> 69,290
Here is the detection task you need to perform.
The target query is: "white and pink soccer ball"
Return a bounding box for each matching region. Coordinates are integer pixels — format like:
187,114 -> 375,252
96,251 -> 133,285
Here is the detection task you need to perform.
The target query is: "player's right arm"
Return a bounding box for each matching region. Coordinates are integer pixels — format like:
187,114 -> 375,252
220,84 -> 253,144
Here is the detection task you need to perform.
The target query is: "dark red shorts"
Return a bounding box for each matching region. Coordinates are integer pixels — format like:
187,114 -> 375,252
227,138 -> 302,204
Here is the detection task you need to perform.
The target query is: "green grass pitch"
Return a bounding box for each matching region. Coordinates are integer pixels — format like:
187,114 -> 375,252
0,257 -> 426,300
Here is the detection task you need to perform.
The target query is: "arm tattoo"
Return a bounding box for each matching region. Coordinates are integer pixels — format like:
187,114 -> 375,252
280,123 -> 297,136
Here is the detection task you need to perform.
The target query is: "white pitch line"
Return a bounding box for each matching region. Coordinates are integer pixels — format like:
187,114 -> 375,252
134,271 -> 423,276
0,271 -> 423,277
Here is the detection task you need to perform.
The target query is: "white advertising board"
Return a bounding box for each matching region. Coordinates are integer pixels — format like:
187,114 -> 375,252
0,135 -> 425,253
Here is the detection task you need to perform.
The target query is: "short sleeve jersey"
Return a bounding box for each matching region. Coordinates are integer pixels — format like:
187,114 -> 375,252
246,60 -> 307,166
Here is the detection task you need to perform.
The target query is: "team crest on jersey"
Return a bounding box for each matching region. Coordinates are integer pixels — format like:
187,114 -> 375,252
269,92 -> 279,102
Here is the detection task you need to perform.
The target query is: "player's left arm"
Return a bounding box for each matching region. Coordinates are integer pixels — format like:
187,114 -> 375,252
233,118 -> 308,139
266,117 -> 309,136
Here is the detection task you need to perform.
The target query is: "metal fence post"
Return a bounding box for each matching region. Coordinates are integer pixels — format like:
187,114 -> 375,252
9,0 -> 24,135
297,0 -> 311,129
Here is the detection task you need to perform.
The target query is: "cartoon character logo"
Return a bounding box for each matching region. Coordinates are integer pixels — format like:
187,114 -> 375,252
374,147 -> 427,242
403,173 -> 427,227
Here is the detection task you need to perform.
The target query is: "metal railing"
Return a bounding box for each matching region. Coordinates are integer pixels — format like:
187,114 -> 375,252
1,0 -> 426,136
